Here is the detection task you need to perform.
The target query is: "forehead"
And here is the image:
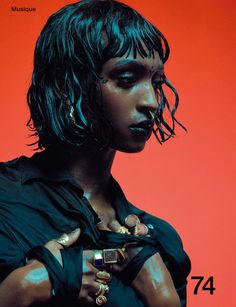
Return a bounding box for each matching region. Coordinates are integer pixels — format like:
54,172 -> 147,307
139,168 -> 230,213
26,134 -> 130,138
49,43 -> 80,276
101,50 -> 164,74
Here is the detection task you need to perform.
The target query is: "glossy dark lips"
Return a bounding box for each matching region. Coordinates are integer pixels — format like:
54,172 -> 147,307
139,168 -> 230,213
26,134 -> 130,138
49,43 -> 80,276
129,119 -> 154,137
130,119 -> 154,129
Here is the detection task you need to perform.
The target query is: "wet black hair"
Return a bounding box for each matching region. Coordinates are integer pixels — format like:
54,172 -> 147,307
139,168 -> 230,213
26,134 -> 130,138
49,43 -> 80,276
27,0 -> 185,150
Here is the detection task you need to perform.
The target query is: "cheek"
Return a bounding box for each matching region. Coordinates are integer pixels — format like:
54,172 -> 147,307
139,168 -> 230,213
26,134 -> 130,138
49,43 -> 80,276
102,86 -> 129,117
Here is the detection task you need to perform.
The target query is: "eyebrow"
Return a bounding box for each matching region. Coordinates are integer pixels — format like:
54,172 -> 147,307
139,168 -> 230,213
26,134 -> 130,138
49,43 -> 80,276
113,59 -> 164,74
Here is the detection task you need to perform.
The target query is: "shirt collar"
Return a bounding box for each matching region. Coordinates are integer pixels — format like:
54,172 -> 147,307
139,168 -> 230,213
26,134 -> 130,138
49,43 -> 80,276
21,150 -> 83,192
20,150 -> 145,224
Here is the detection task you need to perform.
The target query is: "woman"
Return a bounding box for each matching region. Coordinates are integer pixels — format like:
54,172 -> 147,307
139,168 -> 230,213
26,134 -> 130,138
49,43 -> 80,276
0,0 -> 191,306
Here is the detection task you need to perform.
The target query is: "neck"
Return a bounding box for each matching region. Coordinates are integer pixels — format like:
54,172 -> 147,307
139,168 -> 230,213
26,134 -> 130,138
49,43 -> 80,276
65,143 -> 116,199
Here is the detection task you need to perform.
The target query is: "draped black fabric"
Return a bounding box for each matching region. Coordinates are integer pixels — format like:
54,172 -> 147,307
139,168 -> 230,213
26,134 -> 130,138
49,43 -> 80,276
0,150 -> 191,306
26,246 -> 83,305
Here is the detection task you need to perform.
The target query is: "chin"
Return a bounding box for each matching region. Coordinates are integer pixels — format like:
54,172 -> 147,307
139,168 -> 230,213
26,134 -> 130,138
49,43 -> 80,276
113,142 -> 146,153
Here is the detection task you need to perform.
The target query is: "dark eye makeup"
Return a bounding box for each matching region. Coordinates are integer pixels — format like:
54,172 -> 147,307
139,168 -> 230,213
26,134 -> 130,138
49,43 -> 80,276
116,72 -> 163,90
106,61 -> 164,89
117,74 -> 137,88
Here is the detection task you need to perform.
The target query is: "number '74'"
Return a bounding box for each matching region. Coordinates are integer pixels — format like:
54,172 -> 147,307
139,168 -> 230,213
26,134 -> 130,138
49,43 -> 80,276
191,276 -> 216,295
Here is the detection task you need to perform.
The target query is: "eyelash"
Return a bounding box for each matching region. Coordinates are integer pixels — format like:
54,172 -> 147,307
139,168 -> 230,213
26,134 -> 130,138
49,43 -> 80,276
117,75 -> 163,90
117,76 -> 136,88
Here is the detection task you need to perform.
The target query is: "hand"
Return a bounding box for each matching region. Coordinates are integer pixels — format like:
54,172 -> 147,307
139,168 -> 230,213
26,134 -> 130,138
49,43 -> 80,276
77,249 -> 110,306
46,229 -> 111,306
44,228 -> 81,266
22,228 -> 82,304
21,229 -> 111,306
103,219 -> 180,307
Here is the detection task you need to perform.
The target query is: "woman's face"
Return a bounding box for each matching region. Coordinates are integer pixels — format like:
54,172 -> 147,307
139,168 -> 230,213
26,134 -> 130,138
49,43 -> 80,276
100,50 -> 164,153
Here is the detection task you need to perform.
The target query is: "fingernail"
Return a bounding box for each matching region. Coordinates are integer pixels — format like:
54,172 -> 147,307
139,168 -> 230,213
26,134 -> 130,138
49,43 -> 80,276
72,228 -> 80,234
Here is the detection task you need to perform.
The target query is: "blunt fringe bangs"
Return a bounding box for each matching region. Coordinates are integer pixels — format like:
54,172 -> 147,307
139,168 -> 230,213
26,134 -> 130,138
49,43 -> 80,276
27,0 -> 185,150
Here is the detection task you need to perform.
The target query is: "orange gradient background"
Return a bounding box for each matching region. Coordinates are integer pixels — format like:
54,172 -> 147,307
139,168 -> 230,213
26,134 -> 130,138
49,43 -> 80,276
0,1 -> 235,306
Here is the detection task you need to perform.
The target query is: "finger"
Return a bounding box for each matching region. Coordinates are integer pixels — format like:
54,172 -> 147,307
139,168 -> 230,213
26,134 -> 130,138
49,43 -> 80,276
55,227 -> 81,248
84,256 -> 99,273
86,296 -> 94,304
78,296 -> 94,307
123,241 -> 139,249
78,281 -> 98,304
67,227 -> 81,245
90,282 -> 109,303
133,223 -> 149,236
92,281 -> 105,296
45,228 -> 81,253
96,221 -> 111,231
110,262 -> 126,273
79,281 -> 104,300
124,214 -> 140,228
108,219 -> 122,232
83,250 -> 95,263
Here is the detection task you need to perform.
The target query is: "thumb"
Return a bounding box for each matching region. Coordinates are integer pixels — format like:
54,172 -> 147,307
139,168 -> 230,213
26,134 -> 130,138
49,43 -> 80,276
44,228 -> 81,267
66,227 -> 81,247
52,227 -> 81,250
108,220 -> 122,232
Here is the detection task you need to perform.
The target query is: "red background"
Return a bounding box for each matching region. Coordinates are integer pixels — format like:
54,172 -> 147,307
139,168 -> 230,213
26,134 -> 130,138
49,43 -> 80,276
0,1 -> 235,306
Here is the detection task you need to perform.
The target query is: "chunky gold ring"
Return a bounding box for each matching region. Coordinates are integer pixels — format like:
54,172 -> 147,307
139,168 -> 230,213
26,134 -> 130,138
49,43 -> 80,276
103,249 -> 118,264
95,283 -> 104,296
95,284 -> 109,305
103,284 -> 109,296
117,226 -> 131,234
96,295 -> 107,305
96,270 -> 111,283
55,233 -> 70,247
96,284 -> 109,296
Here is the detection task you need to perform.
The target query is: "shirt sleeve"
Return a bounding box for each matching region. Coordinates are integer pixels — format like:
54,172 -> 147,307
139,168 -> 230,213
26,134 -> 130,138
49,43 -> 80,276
0,218 -> 25,283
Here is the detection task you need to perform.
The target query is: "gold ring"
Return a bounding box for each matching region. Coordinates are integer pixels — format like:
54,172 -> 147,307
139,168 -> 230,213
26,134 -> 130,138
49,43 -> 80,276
103,249 -> 118,264
95,283 -> 104,296
96,284 -> 109,296
55,233 -> 70,247
95,284 -> 109,305
96,270 -> 111,283
117,226 -> 131,234
103,284 -> 109,295
96,295 -> 107,305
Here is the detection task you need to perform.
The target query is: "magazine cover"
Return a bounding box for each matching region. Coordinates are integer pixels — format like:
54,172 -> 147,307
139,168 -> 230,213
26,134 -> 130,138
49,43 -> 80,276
0,0 -> 235,306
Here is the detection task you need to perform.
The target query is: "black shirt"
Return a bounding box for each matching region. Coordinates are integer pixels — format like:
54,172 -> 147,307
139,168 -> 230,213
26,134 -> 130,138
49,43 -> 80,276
0,150 -> 191,306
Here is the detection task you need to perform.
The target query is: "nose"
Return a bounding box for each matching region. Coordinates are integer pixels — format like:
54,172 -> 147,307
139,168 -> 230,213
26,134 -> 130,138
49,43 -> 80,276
137,82 -> 158,114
